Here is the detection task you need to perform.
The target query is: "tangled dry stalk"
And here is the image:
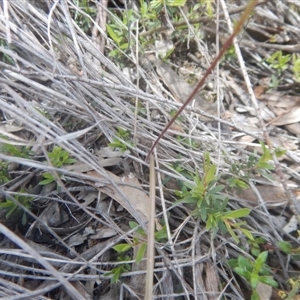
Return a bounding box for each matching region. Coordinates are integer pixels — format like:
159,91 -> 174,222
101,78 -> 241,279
0,0 -> 300,299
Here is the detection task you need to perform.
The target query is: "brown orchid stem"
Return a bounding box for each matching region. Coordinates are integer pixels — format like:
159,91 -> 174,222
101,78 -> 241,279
146,0 -> 258,160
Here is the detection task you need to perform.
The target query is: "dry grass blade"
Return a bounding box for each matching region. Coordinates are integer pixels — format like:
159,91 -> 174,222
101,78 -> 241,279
0,223 -> 83,300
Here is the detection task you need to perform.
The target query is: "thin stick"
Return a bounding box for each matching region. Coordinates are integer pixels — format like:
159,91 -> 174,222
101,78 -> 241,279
145,153 -> 156,299
133,20 -> 139,145
146,0 -> 259,160
0,223 -> 83,300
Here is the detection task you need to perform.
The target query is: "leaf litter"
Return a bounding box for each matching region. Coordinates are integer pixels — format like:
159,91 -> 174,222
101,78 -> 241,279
0,0 -> 300,299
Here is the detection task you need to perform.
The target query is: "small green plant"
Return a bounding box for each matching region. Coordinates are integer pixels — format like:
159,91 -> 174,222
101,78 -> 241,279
278,240 -> 300,261
0,140 -> 32,159
108,127 -> 133,152
266,50 -> 291,87
40,146 -> 76,185
224,44 -> 237,62
200,0 -> 214,18
0,141 -> 32,184
116,221 -> 167,263
266,52 -> 300,86
0,161 -> 10,184
177,152 -> 253,242
284,277 -> 300,300
266,50 -> 291,74
162,160 -> 193,189
107,221 -> 167,282
226,141 -> 286,186
228,251 -> 278,300
106,0 -> 189,60
104,254 -> 131,283
71,0 -> 96,33
106,8 -> 140,60
150,0 -> 187,11
248,237 -> 268,257
0,189 -> 34,225
0,38 -> 14,65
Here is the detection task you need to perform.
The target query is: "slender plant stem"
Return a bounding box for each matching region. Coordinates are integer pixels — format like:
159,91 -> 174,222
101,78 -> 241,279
146,0 -> 259,160
145,153 -> 156,299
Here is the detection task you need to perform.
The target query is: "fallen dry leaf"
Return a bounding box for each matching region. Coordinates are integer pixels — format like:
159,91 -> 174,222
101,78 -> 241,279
87,170 -> 149,297
150,55 -> 217,118
234,185 -> 288,207
254,85 -> 268,99
87,170 -> 150,224
256,281 -> 272,300
285,123 -> 300,135
270,107 -> 300,126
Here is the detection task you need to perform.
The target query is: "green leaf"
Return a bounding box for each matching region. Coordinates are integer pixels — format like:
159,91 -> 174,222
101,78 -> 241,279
207,185 -> 225,195
259,266 -> 272,276
251,247 -> 261,257
120,43 -> 129,50
150,0 -> 162,10
238,256 -> 252,271
218,220 -> 227,233
226,177 -> 236,188
200,203 -> 207,221
275,148 -> 286,157
167,0 -> 187,6
259,141 -> 270,157
205,164 -> 216,184
129,221 -> 138,229
240,228 -> 254,241
39,176 -> 55,185
111,267 -> 122,283
135,243 -> 147,264
236,179 -> 249,188
182,196 -> 198,204
206,215 -> 215,231
251,290 -> 261,300
155,226 -> 168,241
113,243 -> 132,253
254,251 -> 268,271
129,221 -> 145,235
203,152 -> 211,169
227,259 -> 238,268
277,241 -> 293,254
219,197 -> 229,212
6,206 -> 17,218
64,158 -> 76,165
21,212 -> 27,225
183,180 -> 196,190
108,49 -> 120,57
223,208 -> 250,219
259,276 -> 278,287
225,222 -> 239,243
256,161 -> 274,170
250,273 -> 259,289
234,267 -> 250,278
106,24 -> 121,45
0,201 -> 13,208
291,254 -> 300,261
140,0 -> 148,16
227,177 -> 249,188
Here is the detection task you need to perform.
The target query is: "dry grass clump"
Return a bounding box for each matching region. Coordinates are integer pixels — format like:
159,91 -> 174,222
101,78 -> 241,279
0,0 -> 300,299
